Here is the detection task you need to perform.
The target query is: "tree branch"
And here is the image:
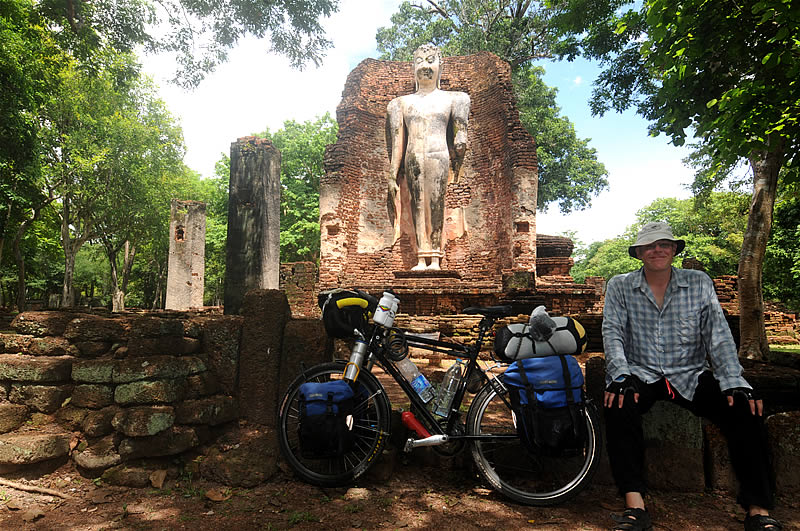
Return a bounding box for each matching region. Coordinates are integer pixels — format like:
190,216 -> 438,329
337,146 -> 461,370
0,478 -> 74,500
421,0 -> 449,19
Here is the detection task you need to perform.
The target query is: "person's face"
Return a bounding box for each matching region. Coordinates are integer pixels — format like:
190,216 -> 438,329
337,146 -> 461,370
636,240 -> 677,272
414,51 -> 440,86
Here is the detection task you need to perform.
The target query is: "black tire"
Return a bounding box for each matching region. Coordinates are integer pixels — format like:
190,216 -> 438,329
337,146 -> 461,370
466,380 -> 601,506
277,361 -> 391,487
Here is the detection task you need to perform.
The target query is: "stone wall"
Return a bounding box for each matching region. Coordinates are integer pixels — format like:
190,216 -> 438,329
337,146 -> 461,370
0,291 -> 331,486
320,52 -> 538,291
0,310 -> 241,477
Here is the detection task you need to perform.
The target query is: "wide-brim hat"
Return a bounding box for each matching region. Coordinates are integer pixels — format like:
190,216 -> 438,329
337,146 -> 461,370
628,222 -> 686,258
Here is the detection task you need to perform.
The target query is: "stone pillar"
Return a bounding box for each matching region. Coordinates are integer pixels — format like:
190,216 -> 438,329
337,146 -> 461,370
237,289 -> 291,426
224,137 -> 281,315
165,200 -> 206,310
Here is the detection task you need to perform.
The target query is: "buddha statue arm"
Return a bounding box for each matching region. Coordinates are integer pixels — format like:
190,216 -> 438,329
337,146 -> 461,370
449,92 -> 470,182
451,92 -> 470,159
386,98 -> 405,240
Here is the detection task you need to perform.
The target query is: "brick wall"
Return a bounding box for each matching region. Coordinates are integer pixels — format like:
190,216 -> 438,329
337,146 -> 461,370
279,262 -> 319,318
319,53 -> 538,291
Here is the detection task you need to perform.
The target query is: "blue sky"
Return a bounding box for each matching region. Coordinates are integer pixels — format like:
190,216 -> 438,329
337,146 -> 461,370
141,0 -> 696,246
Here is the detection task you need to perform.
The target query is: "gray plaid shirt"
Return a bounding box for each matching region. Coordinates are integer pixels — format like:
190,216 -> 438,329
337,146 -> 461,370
602,267 -> 750,400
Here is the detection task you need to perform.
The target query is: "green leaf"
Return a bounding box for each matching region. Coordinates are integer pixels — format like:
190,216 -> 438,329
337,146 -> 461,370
706,99 -> 718,108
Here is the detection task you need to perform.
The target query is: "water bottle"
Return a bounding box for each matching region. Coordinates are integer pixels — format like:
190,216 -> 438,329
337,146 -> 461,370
373,292 -> 399,328
434,359 -> 465,417
396,356 -> 435,403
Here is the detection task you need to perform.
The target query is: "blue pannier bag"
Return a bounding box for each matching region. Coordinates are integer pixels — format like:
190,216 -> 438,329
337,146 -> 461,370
297,380 -> 356,459
502,354 -> 586,454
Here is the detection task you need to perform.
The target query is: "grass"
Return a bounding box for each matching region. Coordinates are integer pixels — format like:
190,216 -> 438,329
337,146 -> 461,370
770,344 -> 800,353
287,510 -> 319,525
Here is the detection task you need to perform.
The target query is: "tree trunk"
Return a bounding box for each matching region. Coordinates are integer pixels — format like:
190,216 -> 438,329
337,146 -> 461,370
151,260 -> 166,310
12,207 -> 44,312
0,203 -> 11,274
62,251 -> 77,308
737,137 -> 785,360
107,246 -> 123,312
118,241 -> 136,310
13,233 -> 26,312
60,198 -> 91,308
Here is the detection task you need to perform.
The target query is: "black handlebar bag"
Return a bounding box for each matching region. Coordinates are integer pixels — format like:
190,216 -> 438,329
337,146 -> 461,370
318,288 -> 378,339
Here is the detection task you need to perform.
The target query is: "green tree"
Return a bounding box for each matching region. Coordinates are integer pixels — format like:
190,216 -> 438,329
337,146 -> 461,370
92,77 -> 188,311
40,51 -> 187,309
572,237 -> 640,283
573,193 -> 749,282
376,1 -> 609,213
557,0 -> 799,359
764,185 -> 800,311
36,0 -> 339,87
199,158 -> 231,306
376,0 -> 571,67
515,65 -> 608,212
260,114 -> 338,262
1,0 -> 66,309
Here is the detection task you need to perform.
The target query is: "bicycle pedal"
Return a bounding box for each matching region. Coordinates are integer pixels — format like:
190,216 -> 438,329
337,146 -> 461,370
404,434 -> 448,452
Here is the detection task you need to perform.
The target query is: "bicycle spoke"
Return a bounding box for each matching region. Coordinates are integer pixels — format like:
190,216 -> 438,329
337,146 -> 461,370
468,383 -> 601,506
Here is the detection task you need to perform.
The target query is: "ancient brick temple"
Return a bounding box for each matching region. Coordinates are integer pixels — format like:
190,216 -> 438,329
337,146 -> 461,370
320,52 -> 542,312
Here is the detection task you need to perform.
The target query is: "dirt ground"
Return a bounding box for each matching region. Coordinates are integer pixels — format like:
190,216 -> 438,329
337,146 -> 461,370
0,456 -> 797,531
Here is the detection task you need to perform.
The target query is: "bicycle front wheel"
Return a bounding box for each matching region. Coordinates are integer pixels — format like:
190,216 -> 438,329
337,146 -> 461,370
277,361 -> 391,487
467,381 -> 601,506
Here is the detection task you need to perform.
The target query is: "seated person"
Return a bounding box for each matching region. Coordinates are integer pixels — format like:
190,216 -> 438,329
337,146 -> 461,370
602,222 -> 780,531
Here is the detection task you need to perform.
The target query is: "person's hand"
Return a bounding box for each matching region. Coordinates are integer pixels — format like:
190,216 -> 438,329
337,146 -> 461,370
724,387 -> 763,416
604,376 -> 639,409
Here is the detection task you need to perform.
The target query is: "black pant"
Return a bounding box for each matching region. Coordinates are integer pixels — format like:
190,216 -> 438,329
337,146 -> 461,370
604,371 -> 775,509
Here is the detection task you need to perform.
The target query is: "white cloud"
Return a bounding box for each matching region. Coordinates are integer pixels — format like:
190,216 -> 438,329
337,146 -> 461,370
573,75 -> 583,86
537,156 -> 694,244
141,0 -> 402,178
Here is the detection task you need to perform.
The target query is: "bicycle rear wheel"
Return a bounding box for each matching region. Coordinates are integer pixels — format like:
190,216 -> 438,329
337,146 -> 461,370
467,380 -> 601,506
277,361 -> 391,487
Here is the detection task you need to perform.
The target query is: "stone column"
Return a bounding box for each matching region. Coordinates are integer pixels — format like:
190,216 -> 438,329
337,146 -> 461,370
237,289 -> 291,426
165,200 -> 206,310
224,137 -> 281,315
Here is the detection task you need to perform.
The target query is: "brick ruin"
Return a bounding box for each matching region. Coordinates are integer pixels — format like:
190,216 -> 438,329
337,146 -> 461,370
319,52 -> 539,307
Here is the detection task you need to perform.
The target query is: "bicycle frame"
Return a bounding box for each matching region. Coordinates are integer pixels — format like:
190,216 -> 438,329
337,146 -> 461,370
354,314 -> 512,446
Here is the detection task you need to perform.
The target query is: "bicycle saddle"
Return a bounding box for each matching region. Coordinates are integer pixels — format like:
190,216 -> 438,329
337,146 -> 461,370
463,305 -> 513,317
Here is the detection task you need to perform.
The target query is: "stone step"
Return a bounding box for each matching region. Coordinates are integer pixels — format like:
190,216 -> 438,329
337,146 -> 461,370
0,432 -> 71,465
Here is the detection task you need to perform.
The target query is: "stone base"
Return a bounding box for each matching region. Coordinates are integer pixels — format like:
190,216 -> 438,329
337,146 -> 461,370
642,401 -> 705,492
393,269 -> 461,279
